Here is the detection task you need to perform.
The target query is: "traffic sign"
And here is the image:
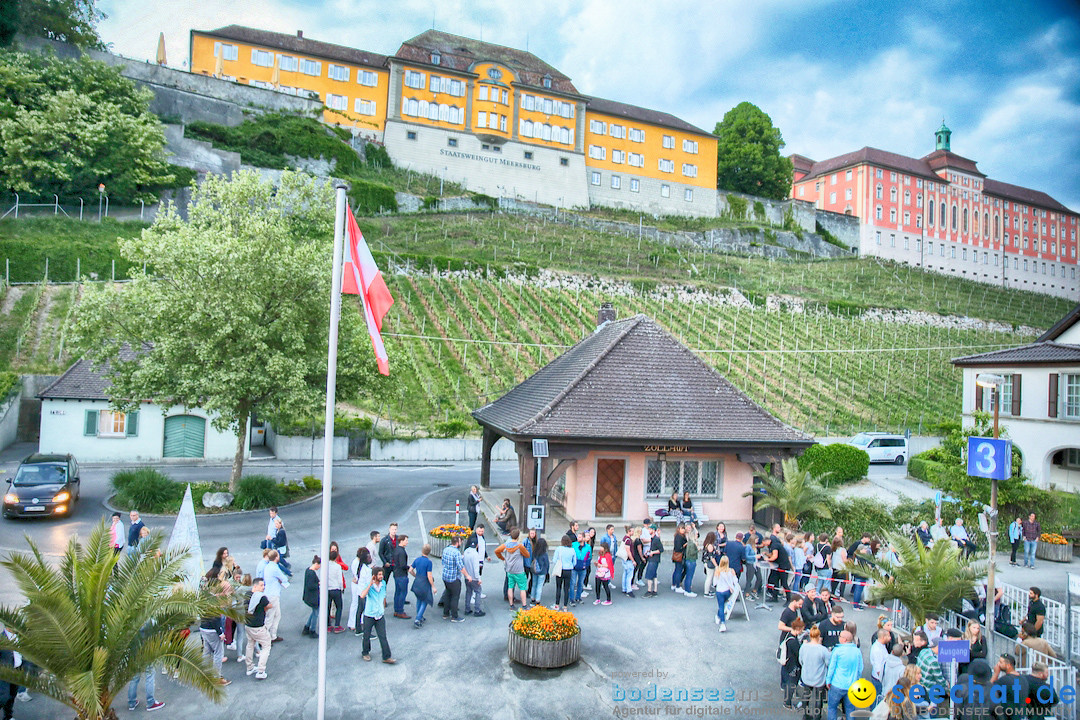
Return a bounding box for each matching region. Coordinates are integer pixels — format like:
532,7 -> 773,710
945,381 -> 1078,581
967,436 -> 1012,481
937,639 -> 970,665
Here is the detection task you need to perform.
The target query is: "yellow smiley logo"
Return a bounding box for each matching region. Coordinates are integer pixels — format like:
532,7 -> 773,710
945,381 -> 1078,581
848,678 -> 876,709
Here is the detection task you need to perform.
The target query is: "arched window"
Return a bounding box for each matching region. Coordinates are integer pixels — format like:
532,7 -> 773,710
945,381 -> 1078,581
438,104 -> 450,122
963,207 -> 969,233
952,205 -> 958,231
418,99 -> 429,118
407,98 -> 419,116
522,119 -> 533,137
940,201 -> 946,227
983,212 -> 989,236
876,184 -> 883,200
928,199 -> 935,226
559,126 -> 570,144
542,124 -> 552,141
994,215 -> 1000,240
890,187 -> 897,202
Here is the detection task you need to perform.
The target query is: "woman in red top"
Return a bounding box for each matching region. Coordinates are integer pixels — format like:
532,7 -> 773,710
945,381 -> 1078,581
593,544 -> 615,605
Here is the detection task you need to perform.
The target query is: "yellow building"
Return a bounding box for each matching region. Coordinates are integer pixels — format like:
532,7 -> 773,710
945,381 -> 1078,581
189,25 -> 719,215
189,26 -> 389,135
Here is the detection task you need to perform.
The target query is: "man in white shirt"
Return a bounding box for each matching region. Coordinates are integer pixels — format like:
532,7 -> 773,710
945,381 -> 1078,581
261,507 -> 280,549
917,613 -> 943,645
869,629 -> 890,696
262,550 -> 290,642
950,517 -> 976,558
929,518 -> 949,543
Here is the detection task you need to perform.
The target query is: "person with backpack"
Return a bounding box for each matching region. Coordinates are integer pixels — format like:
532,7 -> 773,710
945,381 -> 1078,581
811,534 -> 833,593
780,617 -> 805,710
530,534 -> 549,606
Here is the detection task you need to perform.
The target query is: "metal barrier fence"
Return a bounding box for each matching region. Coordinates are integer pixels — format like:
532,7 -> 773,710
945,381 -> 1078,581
998,581 -> 1073,658
1,193 -> 155,222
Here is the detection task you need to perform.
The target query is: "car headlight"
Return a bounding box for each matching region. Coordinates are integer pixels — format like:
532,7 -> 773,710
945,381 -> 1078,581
52,491 -> 70,503
3,493 -> 17,504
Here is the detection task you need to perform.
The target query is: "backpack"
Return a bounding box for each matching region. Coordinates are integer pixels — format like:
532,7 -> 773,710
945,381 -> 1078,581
994,604 -> 1018,638
811,543 -> 827,569
776,633 -> 790,665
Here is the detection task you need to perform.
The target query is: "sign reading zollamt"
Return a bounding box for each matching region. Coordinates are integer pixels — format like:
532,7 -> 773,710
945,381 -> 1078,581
440,148 -> 541,171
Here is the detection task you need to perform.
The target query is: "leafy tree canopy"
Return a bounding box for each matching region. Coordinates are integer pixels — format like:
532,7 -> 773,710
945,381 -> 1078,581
0,47 -> 176,202
0,0 -> 105,49
72,171 -> 399,490
712,101 -> 794,201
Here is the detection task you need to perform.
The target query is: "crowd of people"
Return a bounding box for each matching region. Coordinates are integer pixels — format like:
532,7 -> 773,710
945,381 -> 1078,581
76,496 -> 1059,718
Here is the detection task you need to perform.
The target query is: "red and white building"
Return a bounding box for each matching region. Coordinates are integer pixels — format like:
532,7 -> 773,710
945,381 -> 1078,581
791,124 -> 1079,300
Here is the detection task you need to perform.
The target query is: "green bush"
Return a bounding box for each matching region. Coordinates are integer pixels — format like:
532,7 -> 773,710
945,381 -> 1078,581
798,443 -> 869,486
233,474 -> 286,511
111,468 -> 183,511
433,419 -> 471,438
346,177 -> 397,214
364,143 -> 391,169
723,195 -> 748,220
421,196 -> 439,211
0,371 -> 17,400
908,455 -> 946,483
802,497 -> 895,539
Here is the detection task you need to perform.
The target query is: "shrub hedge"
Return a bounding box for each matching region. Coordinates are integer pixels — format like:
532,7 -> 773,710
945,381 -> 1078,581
233,474 -> 287,511
798,443 -> 869,486
111,468 -> 184,511
347,178 -> 397,214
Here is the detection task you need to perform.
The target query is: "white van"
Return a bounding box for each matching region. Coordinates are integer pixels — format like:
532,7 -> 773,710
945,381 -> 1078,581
849,432 -> 908,465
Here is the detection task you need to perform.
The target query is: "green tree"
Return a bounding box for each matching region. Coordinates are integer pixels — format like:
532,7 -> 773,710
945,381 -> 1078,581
0,0 -> 105,49
712,101 -> 794,200
0,47 -> 176,202
744,457 -> 831,528
0,522 -> 231,720
72,170 -> 394,491
860,532 -> 982,626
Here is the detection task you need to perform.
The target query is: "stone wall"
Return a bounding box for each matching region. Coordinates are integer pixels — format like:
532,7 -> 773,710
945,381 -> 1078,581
370,436 -> 518,461
18,36 -> 323,127
716,190 -> 817,233
815,209 -> 861,249
0,386 -> 21,452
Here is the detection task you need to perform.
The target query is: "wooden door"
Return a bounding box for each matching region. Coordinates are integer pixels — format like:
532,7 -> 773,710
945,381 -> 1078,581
163,415 -> 206,458
594,459 -> 625,516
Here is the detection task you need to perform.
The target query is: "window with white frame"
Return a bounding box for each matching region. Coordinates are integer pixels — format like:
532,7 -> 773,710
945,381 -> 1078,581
610,124 -> 625,139
520,119 -> 533,137
830,192 -> 837,204
499,114 -> 507,132
278,55 -> 298,72
357,69 -> 378,86
660,184 -> 670,198
846,169 -> 853,181
684,188 -> 693,202
477,111 -> 488,128
326,94 -> 347,111
590,119 -> 607,134
628,153 -> 644,168
93,409 -> 138,437
845,188 -> 852,201
658,158 -> 674,173
251,49 -> 274,67
214,42 -> 239,61
683,138 -> 698,154
682,163 -> 697,178
300,58 -> 321,76
589,145 -> 606,160
249,79 -> 273,89
591,171 -> 601,186
1063,374 -> 1080,418
662,135 -> 674,149
328,64 -> 349,82
404,70 -> 425,88
611,175 -> 621,189
542,97 -> 554,115
630,178 -> 640,192
629,128 -> 645,143
645,459 -> 721,498
612,149 -> 625,164
478,85 -> 489,101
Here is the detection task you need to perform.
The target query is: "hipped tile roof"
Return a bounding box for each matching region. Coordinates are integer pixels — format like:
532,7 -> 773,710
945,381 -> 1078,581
39,347 -> 139,400
473,315 -> 813,446
200,25 -> 388,69
951,341 -> 1080,367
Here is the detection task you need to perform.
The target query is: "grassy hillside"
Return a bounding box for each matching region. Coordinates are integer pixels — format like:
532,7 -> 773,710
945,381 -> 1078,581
0,214 -> 1071,435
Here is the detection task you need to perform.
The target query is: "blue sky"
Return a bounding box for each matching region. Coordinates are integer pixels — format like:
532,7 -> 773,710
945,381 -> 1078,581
98,0 -> 1080,210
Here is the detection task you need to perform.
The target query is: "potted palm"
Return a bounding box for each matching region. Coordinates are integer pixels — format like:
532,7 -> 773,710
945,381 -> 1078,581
0,521 -> 237,720
743,457 -> 832,528
508,605 -> 581,669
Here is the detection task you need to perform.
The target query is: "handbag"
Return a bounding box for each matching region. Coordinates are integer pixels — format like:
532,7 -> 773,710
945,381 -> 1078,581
617,542 -> 630,561
672,551 -> 684,563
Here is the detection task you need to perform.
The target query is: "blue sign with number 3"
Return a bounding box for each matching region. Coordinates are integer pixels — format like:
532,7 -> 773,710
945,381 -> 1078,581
967,436 -> 1013,481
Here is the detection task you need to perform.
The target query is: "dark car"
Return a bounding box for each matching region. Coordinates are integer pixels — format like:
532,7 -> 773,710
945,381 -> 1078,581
3,454 -> 81,518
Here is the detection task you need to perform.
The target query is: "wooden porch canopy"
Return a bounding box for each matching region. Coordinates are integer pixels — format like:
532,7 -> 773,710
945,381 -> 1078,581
472,315 -> 814,521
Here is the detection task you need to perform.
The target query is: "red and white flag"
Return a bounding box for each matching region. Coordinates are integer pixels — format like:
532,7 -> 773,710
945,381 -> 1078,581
342,206 -> 394,375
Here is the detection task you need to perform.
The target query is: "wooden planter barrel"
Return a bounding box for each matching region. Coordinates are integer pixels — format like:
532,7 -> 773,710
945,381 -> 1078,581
507,630 -> 581,669
428,535 -> 450,558
1036,541 -> 1071,563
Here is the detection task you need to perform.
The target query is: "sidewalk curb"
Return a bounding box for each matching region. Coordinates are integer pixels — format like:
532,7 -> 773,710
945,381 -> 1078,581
101,488 -> 324,520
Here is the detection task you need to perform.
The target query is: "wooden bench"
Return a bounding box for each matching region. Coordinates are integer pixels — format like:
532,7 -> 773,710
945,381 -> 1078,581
645,500 -> 710,525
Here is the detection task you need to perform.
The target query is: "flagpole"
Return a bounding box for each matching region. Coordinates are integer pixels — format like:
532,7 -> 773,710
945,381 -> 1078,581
317,183 -> 347,720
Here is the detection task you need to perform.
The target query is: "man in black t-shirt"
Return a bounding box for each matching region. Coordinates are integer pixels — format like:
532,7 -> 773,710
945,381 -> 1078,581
818,606 -> 845,649
1025,661 -> 1059,718
778,594 -> 804,642
243,578 -> 273,679
765,525 -> 791,602
1027,587 -> 1047,638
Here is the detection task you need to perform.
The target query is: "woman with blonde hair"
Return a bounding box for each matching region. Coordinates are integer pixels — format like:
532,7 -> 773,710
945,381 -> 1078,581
959,619 -> 986,675
872,674 -> 918,720
711,555 -> 739,633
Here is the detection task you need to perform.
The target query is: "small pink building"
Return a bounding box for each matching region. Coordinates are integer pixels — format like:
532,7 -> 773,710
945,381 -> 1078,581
474,309 -> 813,527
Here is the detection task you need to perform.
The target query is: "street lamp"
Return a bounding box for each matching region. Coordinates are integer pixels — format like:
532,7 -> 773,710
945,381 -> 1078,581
975,372 -> 1005,657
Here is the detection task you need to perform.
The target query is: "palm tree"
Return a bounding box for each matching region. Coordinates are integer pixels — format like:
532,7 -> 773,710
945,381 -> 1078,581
743,457 -> 831,528
859,531 -> 982,627
0,520 -> 235,720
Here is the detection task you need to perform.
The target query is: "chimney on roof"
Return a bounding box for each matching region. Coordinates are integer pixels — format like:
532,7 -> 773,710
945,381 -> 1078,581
297,30 -> 303,39
597,303 -> 616,329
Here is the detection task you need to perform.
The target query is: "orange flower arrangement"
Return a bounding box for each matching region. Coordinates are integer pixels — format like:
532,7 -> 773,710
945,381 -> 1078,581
430,524 -> 473,540
511,604 -> 580,642
1040,532 -> 1068,545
